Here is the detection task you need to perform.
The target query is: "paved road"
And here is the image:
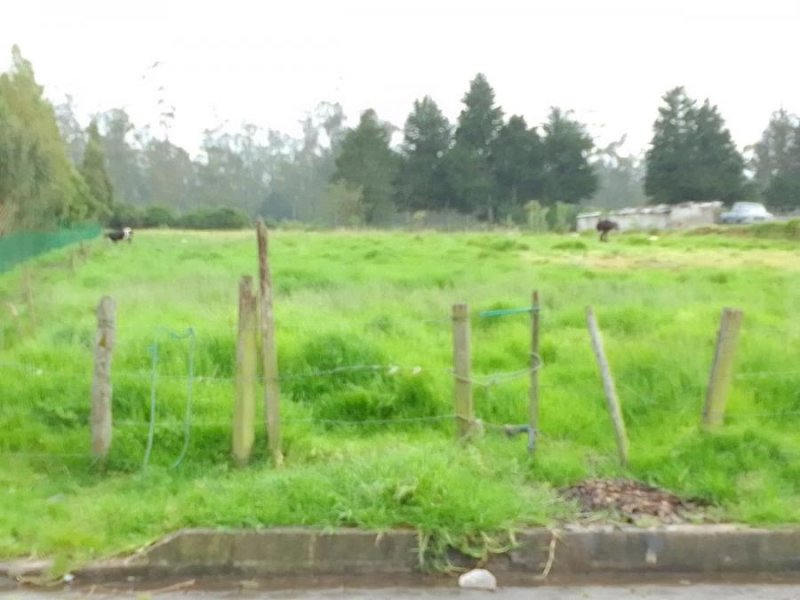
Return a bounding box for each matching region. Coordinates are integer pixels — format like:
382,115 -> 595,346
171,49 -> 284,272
3,585 -> 800,599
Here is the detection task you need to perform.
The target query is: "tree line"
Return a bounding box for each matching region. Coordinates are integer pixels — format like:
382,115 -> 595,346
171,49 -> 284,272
2,46 -> 799,233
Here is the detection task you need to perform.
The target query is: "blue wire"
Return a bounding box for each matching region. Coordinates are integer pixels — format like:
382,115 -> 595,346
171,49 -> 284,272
142,327 -> 195,471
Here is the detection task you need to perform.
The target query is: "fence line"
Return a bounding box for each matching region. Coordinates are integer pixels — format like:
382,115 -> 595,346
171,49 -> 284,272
1,451 -> 92,458
735,370 -> 800,378
114,415 -> 459,428
727,410 -> 800,418
0,224 -> 101,273
0,360 -> 544,385
8,286 -> 800,473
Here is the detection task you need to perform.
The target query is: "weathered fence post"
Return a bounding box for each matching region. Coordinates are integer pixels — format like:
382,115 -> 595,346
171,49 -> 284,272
702,308 -> 744,430
586,307 -> 629,467
529,291 -> 541,453
233,276 -> 257,466
91,296 -> 115,460
452,303 -> 474,439
257,219 -> 283,466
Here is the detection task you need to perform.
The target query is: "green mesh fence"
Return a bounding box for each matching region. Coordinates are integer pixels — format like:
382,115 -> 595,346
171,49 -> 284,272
0,224 -> 102,273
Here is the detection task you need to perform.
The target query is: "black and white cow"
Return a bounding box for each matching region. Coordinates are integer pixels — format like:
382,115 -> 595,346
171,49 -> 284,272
107,227 -> 133,243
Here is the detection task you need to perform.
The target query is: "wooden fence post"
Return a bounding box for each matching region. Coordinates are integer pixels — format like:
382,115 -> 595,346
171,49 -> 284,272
529,291 -> 541,453
702,308 -> 744,430
91,296 -> 115,460
452,303 -> 474,439
233,276 -> 257,466
586,307 -> 629,467
257,219 -> 283,466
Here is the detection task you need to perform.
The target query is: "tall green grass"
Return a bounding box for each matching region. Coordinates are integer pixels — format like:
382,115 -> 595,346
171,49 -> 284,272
1,228 -> 800,569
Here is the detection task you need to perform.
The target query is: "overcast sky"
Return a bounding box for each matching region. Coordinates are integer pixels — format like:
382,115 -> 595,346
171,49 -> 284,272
2,0 -> 798,157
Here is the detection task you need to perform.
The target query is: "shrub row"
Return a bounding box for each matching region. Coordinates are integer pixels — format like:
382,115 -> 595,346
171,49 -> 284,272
108,204 -> 251,230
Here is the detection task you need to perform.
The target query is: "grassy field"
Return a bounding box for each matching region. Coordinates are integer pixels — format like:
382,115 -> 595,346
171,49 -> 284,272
1,227 -> 800,571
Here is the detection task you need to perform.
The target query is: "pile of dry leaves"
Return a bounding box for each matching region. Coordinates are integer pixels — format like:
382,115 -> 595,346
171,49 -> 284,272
559,478 -> 709,525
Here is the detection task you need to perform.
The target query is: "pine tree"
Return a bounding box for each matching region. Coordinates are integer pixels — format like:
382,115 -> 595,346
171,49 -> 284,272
491,115 -> 544,219
449,73 -> 503,218
541,108 -> 597,204
332,109 -> 398,224
645,87 -> 693,203
764,122 -> 800,210
752,109 -> 799,206
687,101 -> 745,201
396,96 -> 452,211
645,87 -> 744,204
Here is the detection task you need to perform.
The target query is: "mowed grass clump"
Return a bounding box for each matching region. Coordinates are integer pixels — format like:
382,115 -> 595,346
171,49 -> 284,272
1,228 -> 800,569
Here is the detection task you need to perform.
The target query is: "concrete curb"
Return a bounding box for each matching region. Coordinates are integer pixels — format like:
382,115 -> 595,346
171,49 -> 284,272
3,525 -> 800,586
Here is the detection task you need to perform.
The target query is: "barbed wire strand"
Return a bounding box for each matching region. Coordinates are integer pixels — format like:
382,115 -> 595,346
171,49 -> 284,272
727,410 -> 800,417
735,370 -> 800,378
0,359 -> 547,385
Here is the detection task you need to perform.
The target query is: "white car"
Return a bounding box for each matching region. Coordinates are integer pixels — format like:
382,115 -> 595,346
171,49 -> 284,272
719,202 -> 774,224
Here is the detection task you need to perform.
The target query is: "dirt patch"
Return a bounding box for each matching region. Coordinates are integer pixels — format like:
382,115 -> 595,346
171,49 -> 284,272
560,478 -> 710,525
519,247 -> 800,271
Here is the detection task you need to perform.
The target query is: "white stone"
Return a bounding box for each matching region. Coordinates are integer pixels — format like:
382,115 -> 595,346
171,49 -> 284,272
458,568 -> 497,591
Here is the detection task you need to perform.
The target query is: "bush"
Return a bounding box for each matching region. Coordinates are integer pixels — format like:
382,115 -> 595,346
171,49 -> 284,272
107,203 -> 143,228
177,207 -> 251,230
546,202 -> 580,233
750,219 -> 800,240
142,205 -> 176,228
107,204 -> 251,230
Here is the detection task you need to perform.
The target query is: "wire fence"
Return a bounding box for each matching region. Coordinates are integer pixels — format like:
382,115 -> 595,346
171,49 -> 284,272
0,223 -> 101,273
3,295 -> 800,470
0,313 -> 544,470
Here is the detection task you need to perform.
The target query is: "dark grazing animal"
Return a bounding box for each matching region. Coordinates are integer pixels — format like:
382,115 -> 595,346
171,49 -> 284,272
107,227 -> 133,243
596,219 -> 619,242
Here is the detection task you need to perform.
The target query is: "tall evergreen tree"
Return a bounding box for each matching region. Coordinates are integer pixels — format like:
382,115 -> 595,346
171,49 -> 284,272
81,120 -> 113,218
332,109 -> 398,224
687,100 -> 745,201
752,109 -> 799,202
645,87 -> 695,203
491,115 -> 544,215
541,108 -> 597,204
645,87 -> 744,204
764,121 -> 800,210
449,73 -> 503,218
396,96 -> 452,211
